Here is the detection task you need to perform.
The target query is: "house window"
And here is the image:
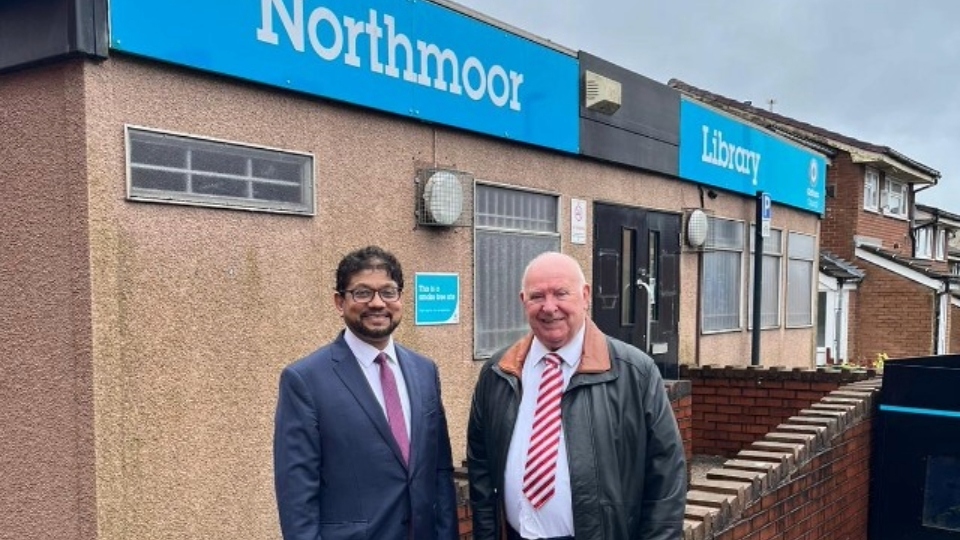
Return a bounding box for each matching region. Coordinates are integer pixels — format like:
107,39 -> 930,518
916,227 -> 933,259
126,126 -> 314,214
748,226 -> 783,329
786,232 -> 816,327
474,184 -> 560,358
936,229 -> 947,261
864,168 -> 880,211
882,178 -> 908,218
702,217 -> 744,333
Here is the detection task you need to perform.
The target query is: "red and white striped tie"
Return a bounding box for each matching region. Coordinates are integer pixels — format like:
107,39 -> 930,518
522,352 -> 564,509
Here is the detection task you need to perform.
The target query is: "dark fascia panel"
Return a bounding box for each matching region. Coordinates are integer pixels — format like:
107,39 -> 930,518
0,0 -> 108,73
578,51 -> 680,175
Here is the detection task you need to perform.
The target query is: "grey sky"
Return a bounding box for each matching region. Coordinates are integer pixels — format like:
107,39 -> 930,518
454,0 -> 959,212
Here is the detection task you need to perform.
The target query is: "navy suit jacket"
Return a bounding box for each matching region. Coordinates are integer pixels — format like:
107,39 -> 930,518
274,333 -> 458,540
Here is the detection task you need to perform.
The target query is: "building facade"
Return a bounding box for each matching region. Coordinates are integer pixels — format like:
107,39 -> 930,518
2,1 -> 825,539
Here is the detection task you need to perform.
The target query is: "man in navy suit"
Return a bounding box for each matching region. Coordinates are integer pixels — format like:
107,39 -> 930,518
274,246 -> 458,540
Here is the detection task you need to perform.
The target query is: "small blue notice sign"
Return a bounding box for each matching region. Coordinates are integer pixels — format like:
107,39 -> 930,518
415,273 -> 460,326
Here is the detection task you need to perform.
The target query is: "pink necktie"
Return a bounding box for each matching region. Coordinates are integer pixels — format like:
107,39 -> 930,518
522,353 -> 564,509
375,353 -> 410,465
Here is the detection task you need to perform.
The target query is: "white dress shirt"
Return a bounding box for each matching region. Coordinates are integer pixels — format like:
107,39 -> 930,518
344,328 -> 411,438
503,324 -> 586,538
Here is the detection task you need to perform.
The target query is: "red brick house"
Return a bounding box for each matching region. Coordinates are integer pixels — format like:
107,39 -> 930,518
670,80 -> 960,364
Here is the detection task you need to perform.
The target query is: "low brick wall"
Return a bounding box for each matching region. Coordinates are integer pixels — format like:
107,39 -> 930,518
668,380 -> 694,473
682,365 -> 876,457
684,379 -> 880,540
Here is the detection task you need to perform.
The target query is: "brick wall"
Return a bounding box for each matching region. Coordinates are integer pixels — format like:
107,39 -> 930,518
682,365 -> 875,457
685,379 -> 880,540
668,380 -> 694,472
820,154 -> 914,261
952,305 -> 960,354
854,260 -> 936,361
820,154 -> 861,261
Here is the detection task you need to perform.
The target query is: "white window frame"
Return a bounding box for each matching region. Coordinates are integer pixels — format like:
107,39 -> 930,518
936,229 -> 947,261
473,183 -> 560,358
882,178 -> 908,218
916,227 -> 933,259
748,226 -> 783,329
864,168 -> 880,211
701,217 -> 745,334
125,125 -> 315,215
786,231 -> 816,328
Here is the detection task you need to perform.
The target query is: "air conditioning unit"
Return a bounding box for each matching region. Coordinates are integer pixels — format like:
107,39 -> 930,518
415,169 -> 474,227
584,70 -> 622,115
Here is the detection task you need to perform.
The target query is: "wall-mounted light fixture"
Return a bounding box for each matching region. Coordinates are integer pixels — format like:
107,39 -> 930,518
415,169 -> 474,227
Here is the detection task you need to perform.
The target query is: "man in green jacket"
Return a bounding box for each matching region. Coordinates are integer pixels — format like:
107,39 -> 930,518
467,252 -> 686,540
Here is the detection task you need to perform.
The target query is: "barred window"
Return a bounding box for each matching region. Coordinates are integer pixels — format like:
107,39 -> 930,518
474,184 -> 559,358
126,127 -> 314,214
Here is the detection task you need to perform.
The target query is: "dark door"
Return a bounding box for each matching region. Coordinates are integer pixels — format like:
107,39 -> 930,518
593,203 -> 681,379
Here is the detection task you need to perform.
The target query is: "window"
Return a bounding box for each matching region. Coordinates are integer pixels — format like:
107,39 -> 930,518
701,217 -> 744,333
882,178 -> 908,218
748,226 -> 783,329
916,227 -> 933,259
864,168 -> 880,211
936,229 -> 947,261
474,185 -> 559,357
786,232 -> 816,327
126,126 -> 314,214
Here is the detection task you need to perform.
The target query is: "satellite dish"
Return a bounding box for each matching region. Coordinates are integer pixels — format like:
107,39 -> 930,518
423,171 -> 464,226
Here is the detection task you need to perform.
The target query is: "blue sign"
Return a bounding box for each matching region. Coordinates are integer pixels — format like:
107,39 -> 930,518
761,193 -> 772,220
679,99 -> 826,214
414,273 -> 459,325
109,0 -> 580,153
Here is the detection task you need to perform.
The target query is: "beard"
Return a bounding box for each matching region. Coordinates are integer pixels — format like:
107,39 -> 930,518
345,312 -> 400,342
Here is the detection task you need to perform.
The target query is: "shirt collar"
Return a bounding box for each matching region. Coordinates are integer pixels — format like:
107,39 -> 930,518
344,327 -> 398,368
529,323 -> 586,369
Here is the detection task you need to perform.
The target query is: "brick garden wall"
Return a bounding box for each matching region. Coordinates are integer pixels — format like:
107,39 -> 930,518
682,365 -> 876,457
686,379 -> 880,540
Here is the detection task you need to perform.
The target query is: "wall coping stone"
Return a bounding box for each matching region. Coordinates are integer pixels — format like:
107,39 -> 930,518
683,377 -> 882,540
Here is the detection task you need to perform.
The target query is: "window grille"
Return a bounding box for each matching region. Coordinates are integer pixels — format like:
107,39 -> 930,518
474,184 -> 559,358
126,127 -> 314,214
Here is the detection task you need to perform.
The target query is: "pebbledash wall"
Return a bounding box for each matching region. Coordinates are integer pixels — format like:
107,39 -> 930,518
2,1 -> 826,540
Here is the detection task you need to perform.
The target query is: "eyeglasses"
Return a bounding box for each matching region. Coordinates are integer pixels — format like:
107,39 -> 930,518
341,286 -> 402,303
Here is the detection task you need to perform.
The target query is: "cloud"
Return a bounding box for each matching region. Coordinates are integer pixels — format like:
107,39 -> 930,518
457,0 -> 960,210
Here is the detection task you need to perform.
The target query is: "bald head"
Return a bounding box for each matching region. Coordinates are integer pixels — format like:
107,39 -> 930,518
521,252 -> 586,291
520,252 -> 590,350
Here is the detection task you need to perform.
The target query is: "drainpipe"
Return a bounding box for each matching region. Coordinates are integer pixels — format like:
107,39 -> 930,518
934,278 -> 951,355
835,277 -> 846,363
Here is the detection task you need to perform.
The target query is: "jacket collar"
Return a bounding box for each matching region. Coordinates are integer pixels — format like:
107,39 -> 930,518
497,318 -> 610,377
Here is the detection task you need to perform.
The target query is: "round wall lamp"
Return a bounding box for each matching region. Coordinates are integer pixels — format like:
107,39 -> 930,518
686,209 -> 709,248
423,170 -> 464,226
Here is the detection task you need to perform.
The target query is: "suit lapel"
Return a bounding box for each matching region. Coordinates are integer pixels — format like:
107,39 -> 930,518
330,337 -> 408,468
396,346 -> 423,470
